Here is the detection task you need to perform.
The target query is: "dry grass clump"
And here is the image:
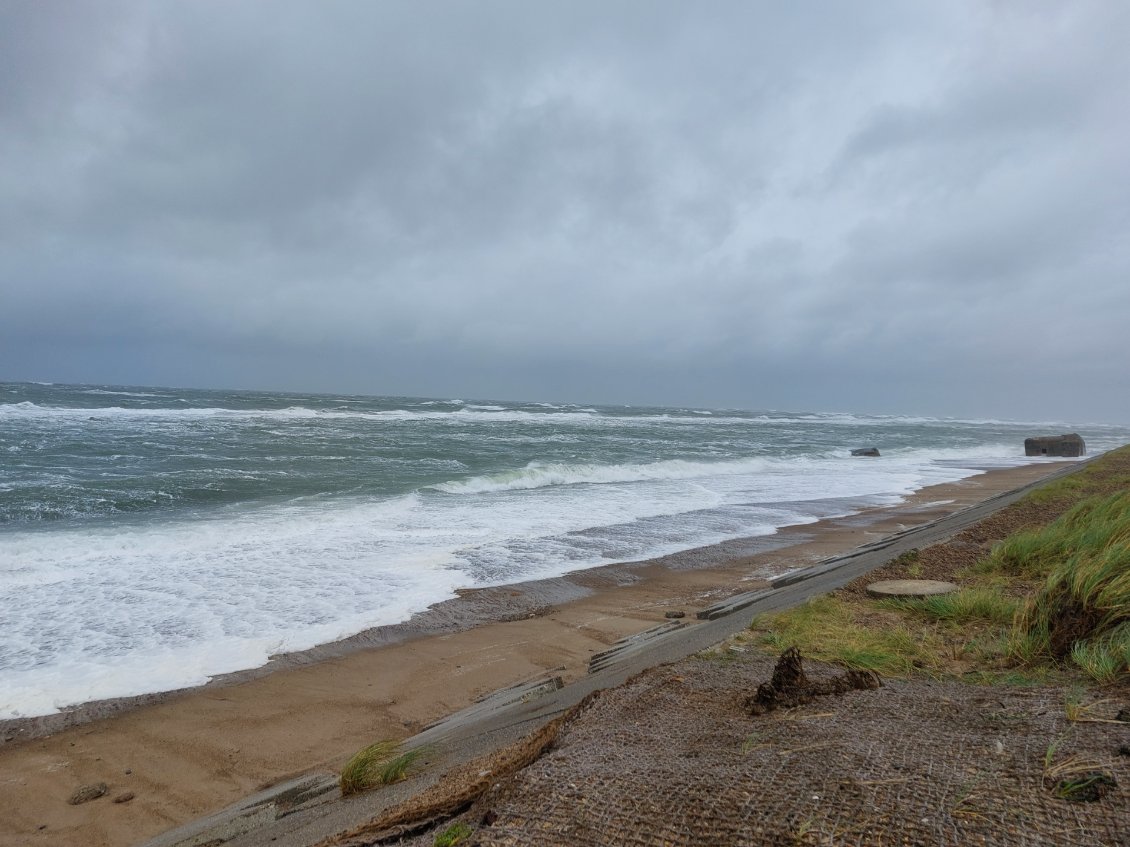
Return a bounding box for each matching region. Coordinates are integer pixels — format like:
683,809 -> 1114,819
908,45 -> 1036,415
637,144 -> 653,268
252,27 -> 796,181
1042,739 -> 1119,803
340,740 -> 430,796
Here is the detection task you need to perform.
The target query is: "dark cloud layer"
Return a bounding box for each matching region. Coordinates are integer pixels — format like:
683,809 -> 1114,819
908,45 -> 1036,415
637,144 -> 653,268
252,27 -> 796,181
2,1 -> 1128,420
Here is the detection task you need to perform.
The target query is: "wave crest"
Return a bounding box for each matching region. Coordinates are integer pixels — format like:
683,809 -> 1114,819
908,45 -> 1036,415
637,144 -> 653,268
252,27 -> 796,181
431,457 -> 773,494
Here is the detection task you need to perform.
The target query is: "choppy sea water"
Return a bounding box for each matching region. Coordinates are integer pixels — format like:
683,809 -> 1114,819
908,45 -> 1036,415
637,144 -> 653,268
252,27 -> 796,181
2,381 -> 1127,719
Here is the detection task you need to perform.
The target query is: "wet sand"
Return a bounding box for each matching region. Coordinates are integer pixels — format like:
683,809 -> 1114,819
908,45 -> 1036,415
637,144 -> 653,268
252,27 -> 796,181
0,462 -> 1067,847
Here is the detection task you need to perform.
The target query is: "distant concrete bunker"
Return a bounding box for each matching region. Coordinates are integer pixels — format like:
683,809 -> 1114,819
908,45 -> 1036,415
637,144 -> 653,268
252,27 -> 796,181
1024,433 -> 1086,457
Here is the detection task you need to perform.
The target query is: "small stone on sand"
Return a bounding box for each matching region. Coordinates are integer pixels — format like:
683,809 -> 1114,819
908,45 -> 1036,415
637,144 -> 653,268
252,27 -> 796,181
67,782 -> 108,805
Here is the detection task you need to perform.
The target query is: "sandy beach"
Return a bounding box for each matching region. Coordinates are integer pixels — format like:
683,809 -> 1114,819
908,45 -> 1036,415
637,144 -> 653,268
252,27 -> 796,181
0,461 -> 1069,847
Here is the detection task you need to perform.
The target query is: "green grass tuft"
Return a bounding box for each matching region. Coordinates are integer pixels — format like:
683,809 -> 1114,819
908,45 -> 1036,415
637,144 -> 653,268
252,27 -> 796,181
750,595 -> 935,677
1054,772 -> 1117,802
883,587 -> 1020,625
1006,491 -> 1130,680
1068,627 -> 1130,684
434,822 -> 474,846
340,740 -> 430,796
377,747 -> 429,784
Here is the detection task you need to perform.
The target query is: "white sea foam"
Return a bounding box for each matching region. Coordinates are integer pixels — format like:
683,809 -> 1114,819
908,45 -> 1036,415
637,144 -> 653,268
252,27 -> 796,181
0,443 -> 1023,718
432,457 -> 777,493
0,493 -> 466,717
430,442 -> 1044,497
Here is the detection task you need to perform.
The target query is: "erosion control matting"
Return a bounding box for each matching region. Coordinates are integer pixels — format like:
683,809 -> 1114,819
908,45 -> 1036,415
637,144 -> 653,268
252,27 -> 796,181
383,653 -> 1128,847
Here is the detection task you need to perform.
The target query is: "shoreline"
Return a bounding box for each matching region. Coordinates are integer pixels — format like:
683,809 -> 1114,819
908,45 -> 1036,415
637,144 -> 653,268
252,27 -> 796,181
1,462 -> 1050,741
0,460 -> 1072,846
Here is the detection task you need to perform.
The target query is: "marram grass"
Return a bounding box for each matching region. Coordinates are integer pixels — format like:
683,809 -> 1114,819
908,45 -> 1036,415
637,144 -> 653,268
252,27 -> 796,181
340,740 -> 430,796
1069,636 -> 1126,685
1007,491 -> 1130,682
882,587 -> 1020,625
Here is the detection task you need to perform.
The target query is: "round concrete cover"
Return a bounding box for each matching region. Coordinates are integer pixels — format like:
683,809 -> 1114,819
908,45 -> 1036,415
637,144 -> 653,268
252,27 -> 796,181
866,579 -> 959,598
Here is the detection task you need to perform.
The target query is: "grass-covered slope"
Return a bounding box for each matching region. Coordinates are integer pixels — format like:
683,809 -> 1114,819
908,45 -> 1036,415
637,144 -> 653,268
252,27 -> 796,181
748,445 -> 1130,685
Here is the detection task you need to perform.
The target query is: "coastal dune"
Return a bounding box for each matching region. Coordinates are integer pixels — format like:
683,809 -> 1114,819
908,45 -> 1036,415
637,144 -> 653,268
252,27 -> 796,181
0,461 -> 1067,847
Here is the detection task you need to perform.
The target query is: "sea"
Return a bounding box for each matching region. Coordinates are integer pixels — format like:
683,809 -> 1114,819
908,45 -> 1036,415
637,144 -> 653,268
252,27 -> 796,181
2,381 -> 1127,720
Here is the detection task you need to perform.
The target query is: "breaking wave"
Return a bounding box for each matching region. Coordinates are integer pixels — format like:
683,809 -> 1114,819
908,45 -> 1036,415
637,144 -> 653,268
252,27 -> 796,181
432,457 -> 777,494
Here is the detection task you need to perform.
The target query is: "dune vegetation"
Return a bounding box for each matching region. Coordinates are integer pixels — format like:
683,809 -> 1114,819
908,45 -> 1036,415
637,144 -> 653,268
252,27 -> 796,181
1003,491 -> 1130,682
748,445 -> 1130,685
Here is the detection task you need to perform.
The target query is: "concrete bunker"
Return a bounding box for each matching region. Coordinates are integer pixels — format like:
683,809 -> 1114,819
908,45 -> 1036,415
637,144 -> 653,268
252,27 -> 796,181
1024,433 -> 1086,457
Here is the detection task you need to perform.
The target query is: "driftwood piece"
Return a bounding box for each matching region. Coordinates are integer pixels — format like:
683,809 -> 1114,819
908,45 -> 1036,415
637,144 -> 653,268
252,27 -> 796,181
745,647 -> 881,715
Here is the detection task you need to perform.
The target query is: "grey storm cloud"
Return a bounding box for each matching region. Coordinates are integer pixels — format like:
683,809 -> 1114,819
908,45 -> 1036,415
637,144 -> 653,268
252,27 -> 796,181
1,1 -> 1128,420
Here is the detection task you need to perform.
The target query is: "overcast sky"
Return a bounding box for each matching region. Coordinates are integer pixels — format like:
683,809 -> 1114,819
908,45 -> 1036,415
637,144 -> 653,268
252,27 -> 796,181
2,2 -> 1128,421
